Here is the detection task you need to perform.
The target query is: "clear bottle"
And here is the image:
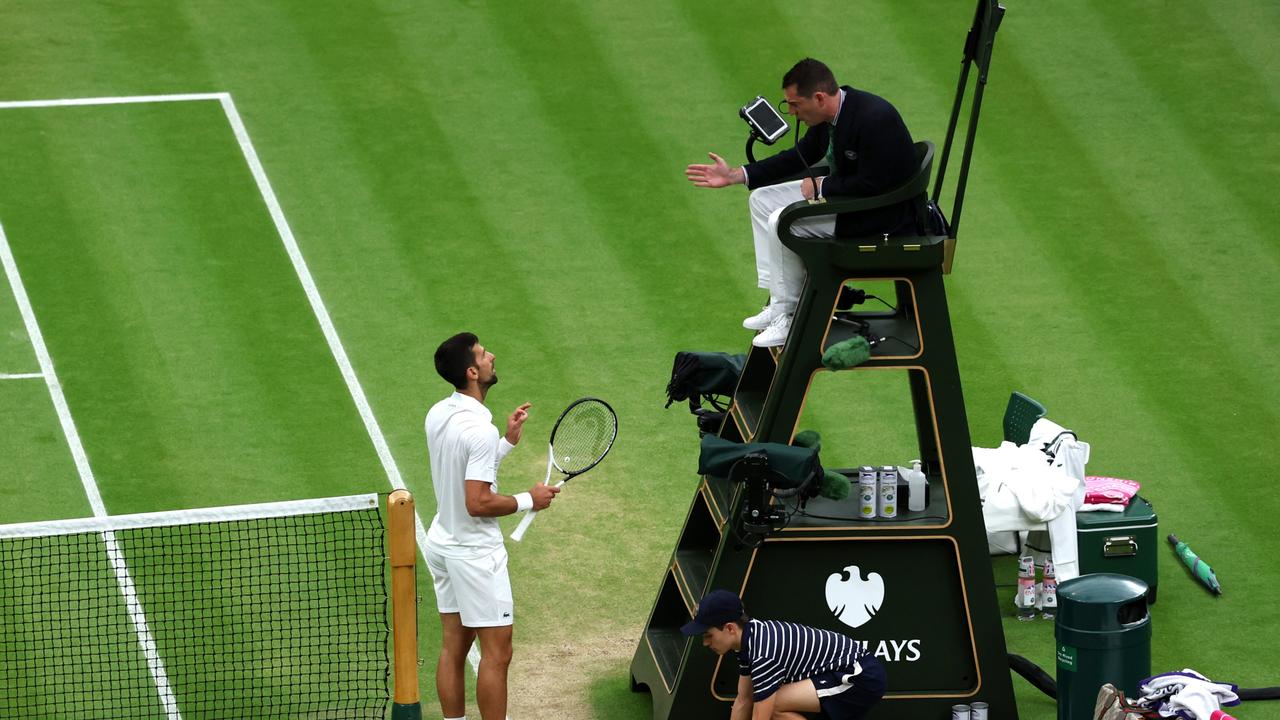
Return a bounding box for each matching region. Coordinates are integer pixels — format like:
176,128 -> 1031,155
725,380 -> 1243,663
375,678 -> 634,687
906,461 -> 927,512
1040,561 -> 1058,619
1016,555 -> 1036,621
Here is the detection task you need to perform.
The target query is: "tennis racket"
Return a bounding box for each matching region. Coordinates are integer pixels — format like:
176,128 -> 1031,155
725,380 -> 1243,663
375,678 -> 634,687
510,397 -> 617,542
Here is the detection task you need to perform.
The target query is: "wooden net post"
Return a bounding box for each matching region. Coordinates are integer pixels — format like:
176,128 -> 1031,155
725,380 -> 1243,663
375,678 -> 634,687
388,490 -> 422,720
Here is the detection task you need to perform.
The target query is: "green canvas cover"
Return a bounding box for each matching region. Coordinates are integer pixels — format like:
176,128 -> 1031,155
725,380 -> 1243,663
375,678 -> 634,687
697,434 -> 819,492
665,352 -> 747,408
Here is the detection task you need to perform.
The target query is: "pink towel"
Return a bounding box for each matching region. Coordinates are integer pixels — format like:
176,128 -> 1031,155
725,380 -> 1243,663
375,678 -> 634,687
1085,476 -> 1140,506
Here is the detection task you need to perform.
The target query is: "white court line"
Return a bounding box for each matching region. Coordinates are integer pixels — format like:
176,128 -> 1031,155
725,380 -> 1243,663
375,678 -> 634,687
0,372 -> 44,379
0,92 -> 224,110
0,220 -> 184,720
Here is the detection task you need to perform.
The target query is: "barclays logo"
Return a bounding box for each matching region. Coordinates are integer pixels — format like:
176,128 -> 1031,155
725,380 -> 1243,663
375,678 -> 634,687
825,564 -> 924,662
825,565 -> 885,629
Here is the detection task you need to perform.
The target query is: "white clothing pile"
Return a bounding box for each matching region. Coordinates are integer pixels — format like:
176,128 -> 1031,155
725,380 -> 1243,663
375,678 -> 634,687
974,418 -> 1089,581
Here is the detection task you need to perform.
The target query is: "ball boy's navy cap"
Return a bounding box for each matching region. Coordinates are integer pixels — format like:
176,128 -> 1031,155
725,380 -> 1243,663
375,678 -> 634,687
680,590 -> 744,635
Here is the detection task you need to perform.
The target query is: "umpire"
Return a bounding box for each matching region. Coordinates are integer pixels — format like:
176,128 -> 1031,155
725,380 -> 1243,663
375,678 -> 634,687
682,589 -> 886,720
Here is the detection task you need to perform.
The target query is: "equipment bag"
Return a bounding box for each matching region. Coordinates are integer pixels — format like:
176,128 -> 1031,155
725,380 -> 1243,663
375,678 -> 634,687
665,351 -> 746,412
698,434 -> 820,497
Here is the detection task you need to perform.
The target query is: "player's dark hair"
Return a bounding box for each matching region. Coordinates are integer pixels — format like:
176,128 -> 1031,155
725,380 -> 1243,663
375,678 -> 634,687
782,58 -> 838,97
721,614 -> 751,631
435,332 -> 479,389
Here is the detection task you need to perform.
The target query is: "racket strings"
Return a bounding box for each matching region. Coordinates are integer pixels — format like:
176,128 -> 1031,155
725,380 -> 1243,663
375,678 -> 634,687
550,401 -> 616,474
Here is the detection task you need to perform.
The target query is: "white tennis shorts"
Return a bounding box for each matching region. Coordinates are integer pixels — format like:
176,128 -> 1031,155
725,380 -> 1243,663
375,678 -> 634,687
425,545 -> 514,628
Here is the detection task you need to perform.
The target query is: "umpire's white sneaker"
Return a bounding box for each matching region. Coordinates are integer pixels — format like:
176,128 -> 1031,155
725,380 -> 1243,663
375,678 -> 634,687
742,303 -> 781,331
751,313 -> 792,348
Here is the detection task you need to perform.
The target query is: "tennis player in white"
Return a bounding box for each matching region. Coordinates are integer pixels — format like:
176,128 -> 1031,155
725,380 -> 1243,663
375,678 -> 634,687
425,332 -> 559,720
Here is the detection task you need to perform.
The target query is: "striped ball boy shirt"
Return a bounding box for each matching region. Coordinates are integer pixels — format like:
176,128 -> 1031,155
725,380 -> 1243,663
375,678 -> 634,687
737,618 -> 868,701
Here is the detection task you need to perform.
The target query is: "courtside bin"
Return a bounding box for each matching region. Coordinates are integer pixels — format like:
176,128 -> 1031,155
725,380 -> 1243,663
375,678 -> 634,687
1055,574 -> 1151,720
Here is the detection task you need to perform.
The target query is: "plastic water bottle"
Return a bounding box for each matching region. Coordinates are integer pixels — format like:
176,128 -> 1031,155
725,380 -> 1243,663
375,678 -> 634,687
903,461 -> 927,512
1016,555 -> 1036,621
1040,561 -> 1057,619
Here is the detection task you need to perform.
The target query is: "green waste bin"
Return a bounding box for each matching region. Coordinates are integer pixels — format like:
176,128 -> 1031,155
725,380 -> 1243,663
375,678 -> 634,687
1055,573 -> 1151,720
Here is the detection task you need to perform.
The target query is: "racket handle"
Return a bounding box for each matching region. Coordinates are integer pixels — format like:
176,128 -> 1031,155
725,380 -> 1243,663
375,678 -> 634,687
510,508 -> 539,542
510,478 -> 567,542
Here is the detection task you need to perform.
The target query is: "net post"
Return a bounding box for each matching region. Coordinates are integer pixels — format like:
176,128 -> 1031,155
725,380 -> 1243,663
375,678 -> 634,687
388,490 -> 422,720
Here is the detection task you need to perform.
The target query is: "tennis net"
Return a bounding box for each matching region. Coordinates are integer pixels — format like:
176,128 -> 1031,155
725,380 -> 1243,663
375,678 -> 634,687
0,493 -> 390,719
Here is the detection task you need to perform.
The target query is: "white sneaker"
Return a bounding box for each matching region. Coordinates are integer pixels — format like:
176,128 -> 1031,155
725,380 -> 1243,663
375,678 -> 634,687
742,303 -> 780,331
752,313 -> 792,347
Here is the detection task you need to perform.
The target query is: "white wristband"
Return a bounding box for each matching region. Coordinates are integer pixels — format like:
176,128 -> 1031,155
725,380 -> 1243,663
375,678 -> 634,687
514,492 -> 534,513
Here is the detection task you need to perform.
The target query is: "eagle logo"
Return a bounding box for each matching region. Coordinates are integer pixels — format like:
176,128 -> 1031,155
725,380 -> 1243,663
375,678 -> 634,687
825,565 -> 885,629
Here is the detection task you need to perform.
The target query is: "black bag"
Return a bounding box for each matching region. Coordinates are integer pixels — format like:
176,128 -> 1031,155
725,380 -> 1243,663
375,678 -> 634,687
665,351 -> 746,412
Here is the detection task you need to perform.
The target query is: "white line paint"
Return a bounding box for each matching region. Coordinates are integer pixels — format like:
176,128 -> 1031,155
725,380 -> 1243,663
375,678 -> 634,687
0,92 -> 225,110
0,372 -> 44,379
101,530 -> 184,719
0,220 -> 184,720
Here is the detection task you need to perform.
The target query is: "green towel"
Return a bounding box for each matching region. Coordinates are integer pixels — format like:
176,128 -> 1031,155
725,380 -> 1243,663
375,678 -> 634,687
820,470 -> 850,500
822,336 -> 871,370
793,429 -> 822,452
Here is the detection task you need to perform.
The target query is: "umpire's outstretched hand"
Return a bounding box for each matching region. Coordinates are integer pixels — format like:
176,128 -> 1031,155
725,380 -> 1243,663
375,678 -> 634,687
687,152 -> 745,188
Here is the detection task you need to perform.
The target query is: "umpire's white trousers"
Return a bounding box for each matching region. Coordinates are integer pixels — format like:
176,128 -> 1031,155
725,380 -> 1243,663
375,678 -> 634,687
748,179 -> 836,315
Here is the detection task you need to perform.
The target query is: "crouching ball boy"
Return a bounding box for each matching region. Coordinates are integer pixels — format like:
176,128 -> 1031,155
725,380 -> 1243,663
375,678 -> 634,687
683,590 -> 886,720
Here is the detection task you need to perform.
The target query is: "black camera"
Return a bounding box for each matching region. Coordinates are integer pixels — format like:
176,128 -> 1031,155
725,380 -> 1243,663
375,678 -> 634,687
731,453 -> 789,536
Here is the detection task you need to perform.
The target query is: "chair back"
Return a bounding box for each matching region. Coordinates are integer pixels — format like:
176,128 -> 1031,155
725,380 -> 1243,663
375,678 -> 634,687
867,140 -> 934,209
1003,391 -> 1047,445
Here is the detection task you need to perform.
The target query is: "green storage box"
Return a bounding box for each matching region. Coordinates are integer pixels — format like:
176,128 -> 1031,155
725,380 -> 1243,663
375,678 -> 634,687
1075,496 -> 1159,603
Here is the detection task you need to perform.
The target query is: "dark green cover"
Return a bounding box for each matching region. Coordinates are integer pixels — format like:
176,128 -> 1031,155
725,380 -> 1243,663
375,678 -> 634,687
682,352 -> 746,396
1075,495 -> 1159,602
697,434 -> 818,491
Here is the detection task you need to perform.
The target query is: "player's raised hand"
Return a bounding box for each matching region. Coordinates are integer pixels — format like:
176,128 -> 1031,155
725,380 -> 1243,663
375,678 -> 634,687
686,152 -> 744,188
505,402 -> 531,445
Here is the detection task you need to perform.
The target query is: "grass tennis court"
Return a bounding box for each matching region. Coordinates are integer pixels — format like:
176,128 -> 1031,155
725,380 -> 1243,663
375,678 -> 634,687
2,1 -> 1278,718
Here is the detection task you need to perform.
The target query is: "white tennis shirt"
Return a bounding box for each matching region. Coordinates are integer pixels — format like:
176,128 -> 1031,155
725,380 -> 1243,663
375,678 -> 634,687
425,392 -> 515,559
